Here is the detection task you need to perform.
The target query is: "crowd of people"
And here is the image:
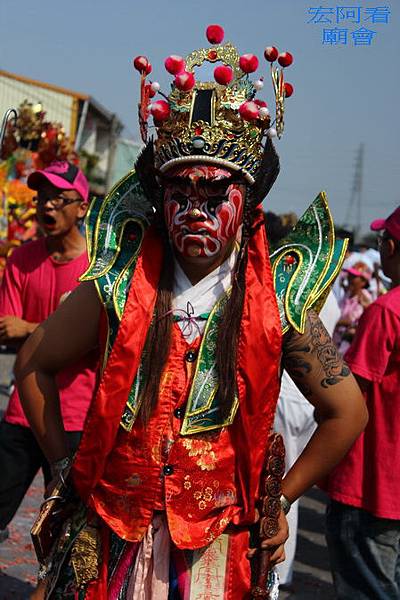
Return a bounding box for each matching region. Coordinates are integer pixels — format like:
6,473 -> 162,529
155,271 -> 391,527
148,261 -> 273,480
0,160 -> 398,600
0,23 -> 399,600
266,209 -> 400,598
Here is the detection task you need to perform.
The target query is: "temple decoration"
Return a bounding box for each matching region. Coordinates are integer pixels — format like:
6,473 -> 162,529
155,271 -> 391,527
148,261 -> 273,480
0,100 -> 79,274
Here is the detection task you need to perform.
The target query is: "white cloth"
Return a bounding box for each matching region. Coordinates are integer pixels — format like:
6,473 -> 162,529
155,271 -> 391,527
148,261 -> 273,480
172,252 -> 236,342
343,251 -> 374,272
127,514 -> 171,600
275,292 -> 340,585
364,248 -> 380,266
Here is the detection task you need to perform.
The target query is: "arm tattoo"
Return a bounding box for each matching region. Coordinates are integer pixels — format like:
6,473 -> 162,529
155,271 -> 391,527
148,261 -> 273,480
308,311 -> 350,387
283,310 -> 350,398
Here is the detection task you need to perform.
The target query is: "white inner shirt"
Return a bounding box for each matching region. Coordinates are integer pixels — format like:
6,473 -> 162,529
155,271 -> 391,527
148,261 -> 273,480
172,251 -> 237,343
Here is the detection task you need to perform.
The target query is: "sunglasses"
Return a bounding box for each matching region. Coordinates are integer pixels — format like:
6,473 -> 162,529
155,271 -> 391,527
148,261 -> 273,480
33,194 -> 82,209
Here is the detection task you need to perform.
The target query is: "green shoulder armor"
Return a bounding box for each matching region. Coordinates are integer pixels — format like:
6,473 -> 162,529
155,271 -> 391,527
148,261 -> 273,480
80,170 -> 152,320
269,192 -> 348,334
80,171 -> 153,370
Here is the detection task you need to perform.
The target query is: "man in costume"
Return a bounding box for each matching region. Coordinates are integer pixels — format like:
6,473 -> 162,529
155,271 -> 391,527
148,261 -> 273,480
15,26 -> 367,599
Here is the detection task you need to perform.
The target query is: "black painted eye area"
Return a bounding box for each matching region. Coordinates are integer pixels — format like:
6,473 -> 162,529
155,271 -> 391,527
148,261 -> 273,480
207,195 -> 227,215
170,192 -> 189,211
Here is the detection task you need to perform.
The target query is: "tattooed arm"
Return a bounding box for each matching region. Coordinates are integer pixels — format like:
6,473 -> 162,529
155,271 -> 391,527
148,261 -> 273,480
280,310 -> 368,504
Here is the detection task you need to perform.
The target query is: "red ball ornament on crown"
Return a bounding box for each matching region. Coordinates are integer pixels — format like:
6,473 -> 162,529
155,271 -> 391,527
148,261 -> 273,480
206,24 -> 224,44
214,65 -> 233,85
133,55 -> 152,75
254,99 -> 268,108
264,46 -> 279,62
239,54 -> 259,74
165,55 -> 185,75
150,100 -> 170,122
284,82 -> 294,98
239,101 -> 259,121
278,52 -> 293,68
174,71 -> 195,92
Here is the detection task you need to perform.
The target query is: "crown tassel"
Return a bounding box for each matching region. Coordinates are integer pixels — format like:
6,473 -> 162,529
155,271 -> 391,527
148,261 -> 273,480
133,56 -> 154,142
263,47 -> 294,138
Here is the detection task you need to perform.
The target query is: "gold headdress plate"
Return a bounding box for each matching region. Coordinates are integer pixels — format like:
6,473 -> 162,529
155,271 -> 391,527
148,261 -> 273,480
133,25 -> 294,184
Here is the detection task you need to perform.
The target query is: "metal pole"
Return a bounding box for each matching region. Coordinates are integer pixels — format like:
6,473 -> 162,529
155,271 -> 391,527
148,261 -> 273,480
0,108 -> 18,239
0,108 -> 17,154
343,143 -> 364,239
74,99 -> 89,150
355,144 -> 364,239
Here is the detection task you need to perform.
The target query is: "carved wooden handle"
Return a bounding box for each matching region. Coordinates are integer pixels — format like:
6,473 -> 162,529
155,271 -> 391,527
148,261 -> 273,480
251,433 -> 285,599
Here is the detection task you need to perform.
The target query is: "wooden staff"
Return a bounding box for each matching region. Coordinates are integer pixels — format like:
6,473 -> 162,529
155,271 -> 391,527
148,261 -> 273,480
251,432 -> 286,599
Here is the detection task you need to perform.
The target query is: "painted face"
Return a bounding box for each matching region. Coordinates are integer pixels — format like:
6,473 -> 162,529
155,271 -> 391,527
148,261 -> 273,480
163,165 -> 245,259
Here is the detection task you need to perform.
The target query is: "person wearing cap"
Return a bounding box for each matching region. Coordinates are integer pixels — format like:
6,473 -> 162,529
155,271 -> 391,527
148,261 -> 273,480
325,207 -> 400,599
0,162 -> 97,566
332,261 -> 373,355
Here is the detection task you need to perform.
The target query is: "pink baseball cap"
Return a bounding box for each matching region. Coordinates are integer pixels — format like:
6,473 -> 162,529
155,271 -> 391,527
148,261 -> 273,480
370,206 -> 400,242
27,160 -> 89,202
344,261 -> 372,282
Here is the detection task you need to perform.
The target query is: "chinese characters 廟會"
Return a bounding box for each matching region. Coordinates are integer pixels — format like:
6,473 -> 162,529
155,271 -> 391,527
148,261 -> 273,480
307,6 -> 391,46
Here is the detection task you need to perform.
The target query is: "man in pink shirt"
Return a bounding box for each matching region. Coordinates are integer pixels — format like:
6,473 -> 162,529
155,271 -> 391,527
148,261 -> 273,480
0,161 -> 97,544
325,206 -> 400,599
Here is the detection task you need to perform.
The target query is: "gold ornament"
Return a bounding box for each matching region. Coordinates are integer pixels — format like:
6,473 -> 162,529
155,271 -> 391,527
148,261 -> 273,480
153,42 -> 272,184
136,28 -> 293,186
71,525 -> 100,588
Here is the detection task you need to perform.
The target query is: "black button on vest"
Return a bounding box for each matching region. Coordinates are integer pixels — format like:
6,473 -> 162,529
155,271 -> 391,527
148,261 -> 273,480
185,350 -> 197,362
163,464 -> 174,476
174,407 -> 184,419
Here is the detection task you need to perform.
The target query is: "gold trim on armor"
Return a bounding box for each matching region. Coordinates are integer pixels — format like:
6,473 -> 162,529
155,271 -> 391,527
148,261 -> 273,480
80,170 -> 137,281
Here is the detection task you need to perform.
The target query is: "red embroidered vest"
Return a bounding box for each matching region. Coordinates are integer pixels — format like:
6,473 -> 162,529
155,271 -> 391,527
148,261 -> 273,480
89,325 -> 244,548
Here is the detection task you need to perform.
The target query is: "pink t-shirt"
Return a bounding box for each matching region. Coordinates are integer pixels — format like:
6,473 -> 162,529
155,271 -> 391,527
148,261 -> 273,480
325,286 -> 400,519
0,238 -> 97,431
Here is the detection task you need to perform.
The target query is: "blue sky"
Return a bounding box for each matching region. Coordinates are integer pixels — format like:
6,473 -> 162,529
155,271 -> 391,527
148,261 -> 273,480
1,0 -> 399,235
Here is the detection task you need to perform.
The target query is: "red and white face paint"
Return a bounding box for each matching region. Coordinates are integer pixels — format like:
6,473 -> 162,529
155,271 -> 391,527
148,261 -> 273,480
163,165 -> 245,259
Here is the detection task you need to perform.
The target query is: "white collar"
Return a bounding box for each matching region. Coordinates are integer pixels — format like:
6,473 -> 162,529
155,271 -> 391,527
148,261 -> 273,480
172,251 -> 237,341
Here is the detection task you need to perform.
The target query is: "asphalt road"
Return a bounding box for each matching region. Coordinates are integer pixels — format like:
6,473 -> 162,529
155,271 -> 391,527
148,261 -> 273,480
0,352 -> 335,599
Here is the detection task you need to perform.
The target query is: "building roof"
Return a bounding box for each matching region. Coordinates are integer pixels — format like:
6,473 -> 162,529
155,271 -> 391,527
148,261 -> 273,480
0,69 -> 122,127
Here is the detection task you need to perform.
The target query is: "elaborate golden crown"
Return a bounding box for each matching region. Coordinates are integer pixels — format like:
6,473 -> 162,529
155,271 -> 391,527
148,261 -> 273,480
133,25 -> 294,184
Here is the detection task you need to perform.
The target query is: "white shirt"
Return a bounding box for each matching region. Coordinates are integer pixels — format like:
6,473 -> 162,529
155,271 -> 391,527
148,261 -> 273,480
172,251 -> 236,342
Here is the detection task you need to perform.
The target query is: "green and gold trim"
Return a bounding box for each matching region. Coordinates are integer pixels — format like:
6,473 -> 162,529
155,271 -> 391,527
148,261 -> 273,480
181,291 -> 239,435
270,192 -> 348,334
80,171 -> 153,372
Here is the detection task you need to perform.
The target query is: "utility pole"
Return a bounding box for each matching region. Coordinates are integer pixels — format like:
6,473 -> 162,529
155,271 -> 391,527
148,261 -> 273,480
344,144 -> 364,239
